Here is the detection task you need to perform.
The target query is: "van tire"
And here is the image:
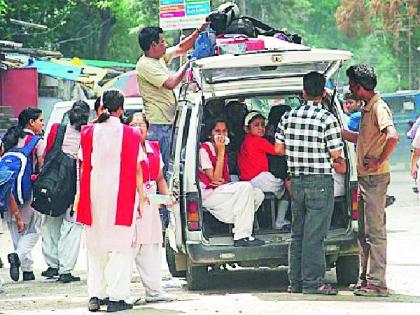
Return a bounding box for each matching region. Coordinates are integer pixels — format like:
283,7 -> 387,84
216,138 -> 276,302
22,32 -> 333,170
186,258 -> 208,290
165,234 -> 186,278
336,255 -> 359,286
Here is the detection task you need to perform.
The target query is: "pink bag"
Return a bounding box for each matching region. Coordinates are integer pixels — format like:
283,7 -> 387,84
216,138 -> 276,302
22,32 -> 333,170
215,35 -> 265,55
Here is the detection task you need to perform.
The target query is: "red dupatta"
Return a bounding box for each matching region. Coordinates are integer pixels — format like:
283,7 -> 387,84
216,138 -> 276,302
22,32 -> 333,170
76,123 -> 141,226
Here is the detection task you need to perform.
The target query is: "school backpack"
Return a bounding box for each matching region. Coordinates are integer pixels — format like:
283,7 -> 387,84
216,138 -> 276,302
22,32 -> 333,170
32,124 -> 77,217
208,2 -> 302,44
225,16 -> 302,44
0,135 -> 41,209
192,30 -> 217,59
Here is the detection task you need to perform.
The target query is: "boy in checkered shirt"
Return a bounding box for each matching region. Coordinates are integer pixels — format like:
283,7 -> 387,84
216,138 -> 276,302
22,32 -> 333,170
275,71 -> 344,295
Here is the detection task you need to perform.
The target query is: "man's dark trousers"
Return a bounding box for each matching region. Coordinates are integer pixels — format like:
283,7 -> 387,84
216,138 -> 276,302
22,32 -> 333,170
288,174 -> 334,290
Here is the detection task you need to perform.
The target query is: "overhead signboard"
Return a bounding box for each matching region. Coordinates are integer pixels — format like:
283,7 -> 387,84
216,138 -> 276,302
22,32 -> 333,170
160,0 -> 210,31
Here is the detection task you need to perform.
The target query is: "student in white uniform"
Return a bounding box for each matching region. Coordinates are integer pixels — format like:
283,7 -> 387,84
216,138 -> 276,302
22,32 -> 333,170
2,108 -> 45,282
128,113 -> 175,303
76,90 -> 145,313
199,117 -> 265,247
41,101 -> 90,282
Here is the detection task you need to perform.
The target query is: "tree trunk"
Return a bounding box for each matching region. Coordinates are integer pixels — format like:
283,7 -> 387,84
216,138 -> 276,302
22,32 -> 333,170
97,8 -> 116,60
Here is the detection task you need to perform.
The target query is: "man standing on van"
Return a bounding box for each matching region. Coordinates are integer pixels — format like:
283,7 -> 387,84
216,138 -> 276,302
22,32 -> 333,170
275,71 -> 343,295
136,23 -> 207,174
342,64 -> 399,297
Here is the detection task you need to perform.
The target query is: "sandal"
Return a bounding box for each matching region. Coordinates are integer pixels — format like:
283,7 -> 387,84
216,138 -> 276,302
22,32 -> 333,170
349,280 -> 367,291
303,284 -> 338,295
353,284 -> 389,297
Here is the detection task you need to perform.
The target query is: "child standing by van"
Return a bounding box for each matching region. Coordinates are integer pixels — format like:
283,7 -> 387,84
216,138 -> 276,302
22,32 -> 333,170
1,108 -> 45,282
238,111 -> 290,232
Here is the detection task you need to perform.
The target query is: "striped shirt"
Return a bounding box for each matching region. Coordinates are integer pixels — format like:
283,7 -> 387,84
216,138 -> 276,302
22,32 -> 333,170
275,102 -> 343,176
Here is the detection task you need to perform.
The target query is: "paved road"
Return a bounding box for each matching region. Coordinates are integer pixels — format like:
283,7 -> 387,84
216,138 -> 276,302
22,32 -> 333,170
1,170 -> 420,314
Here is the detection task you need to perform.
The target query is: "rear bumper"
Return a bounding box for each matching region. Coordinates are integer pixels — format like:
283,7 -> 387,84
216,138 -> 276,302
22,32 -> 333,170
186,230 -> 358,265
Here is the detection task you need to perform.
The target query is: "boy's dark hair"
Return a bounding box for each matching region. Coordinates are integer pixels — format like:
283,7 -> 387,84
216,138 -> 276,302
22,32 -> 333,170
97,90 -> 124,123
138,27 -> 163,52
344,92 -> 363,102
346,64 -> 377,91
303,71 -> 326,98
69,100 -> 90,131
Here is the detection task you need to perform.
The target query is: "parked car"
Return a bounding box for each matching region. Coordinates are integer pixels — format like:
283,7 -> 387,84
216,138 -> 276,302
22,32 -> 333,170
165,44 -> 360,290
45,97 -> 143,136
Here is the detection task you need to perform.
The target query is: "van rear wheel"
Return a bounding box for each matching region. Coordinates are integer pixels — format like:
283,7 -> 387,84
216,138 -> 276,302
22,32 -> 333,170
186,257 -> 208,290
165,234 -> 186,278
336,255 -> 359,286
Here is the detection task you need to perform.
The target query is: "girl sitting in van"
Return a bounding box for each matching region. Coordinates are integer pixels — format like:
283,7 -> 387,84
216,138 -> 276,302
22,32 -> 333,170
238,111 -> 290,232
199,117 -> 265,247
2,108 -> 45,282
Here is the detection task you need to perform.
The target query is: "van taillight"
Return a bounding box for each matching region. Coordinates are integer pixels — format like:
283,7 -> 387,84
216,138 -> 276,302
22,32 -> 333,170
186,193 -> 201,231
351,187 -> 358,220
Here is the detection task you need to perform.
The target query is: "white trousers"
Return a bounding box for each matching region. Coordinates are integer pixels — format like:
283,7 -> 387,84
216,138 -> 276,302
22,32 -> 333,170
7,212 -> 41,272
202,182 -> 264,240
250,172 -> 289,227
87,250 -> 134,302
42,215 -> 82,274
134,243 -> 163,297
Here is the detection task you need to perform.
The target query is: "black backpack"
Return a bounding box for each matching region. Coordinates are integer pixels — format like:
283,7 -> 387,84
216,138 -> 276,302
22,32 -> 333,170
225,16 -> 302,44
32,124 -> 77,217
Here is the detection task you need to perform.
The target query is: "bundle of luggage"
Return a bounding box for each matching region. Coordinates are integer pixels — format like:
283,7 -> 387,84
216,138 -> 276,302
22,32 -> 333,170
192,2 -> 303,59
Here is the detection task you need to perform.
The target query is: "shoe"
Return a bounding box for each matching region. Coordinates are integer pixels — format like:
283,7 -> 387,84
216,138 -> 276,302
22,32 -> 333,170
353,284 -> 389,297
106,300 -> 133,313
287,284 -> 303,293
276,223 -> 291,233
234,237 -> 265,247
0,257 -> 3,268
100,297 -> 110,306
88,297 -> 100,312
7,253 -> 20,282
41,267 -> 58,278
349,280 -> 367,291
145,293 -> 176,303
58,273 -> 80,283
385,195 -> 395,208
22,271 -> 35,281
303,284 -> 338,295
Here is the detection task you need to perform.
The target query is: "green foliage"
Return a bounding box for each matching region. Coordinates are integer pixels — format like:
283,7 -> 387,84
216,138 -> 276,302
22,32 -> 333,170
0,0 -> 416,92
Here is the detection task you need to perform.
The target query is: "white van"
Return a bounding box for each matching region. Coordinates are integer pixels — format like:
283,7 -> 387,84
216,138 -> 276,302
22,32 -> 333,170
165,43 -> 360,290
45,97 -> 143,136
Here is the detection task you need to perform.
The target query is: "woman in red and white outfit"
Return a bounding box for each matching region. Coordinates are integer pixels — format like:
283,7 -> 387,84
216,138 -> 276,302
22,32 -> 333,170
77,90 -> 144,313
128,112 -> 175,303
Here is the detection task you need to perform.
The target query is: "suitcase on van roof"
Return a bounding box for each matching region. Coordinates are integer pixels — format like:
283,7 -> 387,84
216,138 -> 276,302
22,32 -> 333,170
215,35 -> 265,55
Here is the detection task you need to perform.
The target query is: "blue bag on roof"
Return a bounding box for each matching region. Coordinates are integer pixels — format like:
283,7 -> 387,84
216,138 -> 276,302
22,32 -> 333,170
192,30 -> 216,59
0,135 -> 41,210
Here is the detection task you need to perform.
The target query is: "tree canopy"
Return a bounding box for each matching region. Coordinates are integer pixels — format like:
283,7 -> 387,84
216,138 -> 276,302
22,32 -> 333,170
0,0 -> 418,92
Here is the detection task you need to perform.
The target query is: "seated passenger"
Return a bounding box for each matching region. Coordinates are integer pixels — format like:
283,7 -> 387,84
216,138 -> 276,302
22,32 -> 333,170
225,101 -> 249,180
265,105 -> 292,230
198,117 -> 265,247
238,111 -> 290,232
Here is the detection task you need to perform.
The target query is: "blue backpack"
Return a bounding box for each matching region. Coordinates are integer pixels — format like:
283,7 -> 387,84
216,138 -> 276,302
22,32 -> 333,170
0,135 -> 41,210
192,30 -> 216,59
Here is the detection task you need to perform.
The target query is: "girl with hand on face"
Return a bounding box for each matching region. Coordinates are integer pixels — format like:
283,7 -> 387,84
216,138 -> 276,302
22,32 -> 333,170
128,112 -> 175,303
199,117 -> 265,247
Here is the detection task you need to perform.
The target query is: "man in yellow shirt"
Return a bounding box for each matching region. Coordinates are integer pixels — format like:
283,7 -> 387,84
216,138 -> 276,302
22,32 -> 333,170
136,23 -> 208,175
342,64 -> 399,297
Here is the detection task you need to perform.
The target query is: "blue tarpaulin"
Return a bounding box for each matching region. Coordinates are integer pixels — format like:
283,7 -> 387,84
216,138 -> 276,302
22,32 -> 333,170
25,59 -> 82,81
